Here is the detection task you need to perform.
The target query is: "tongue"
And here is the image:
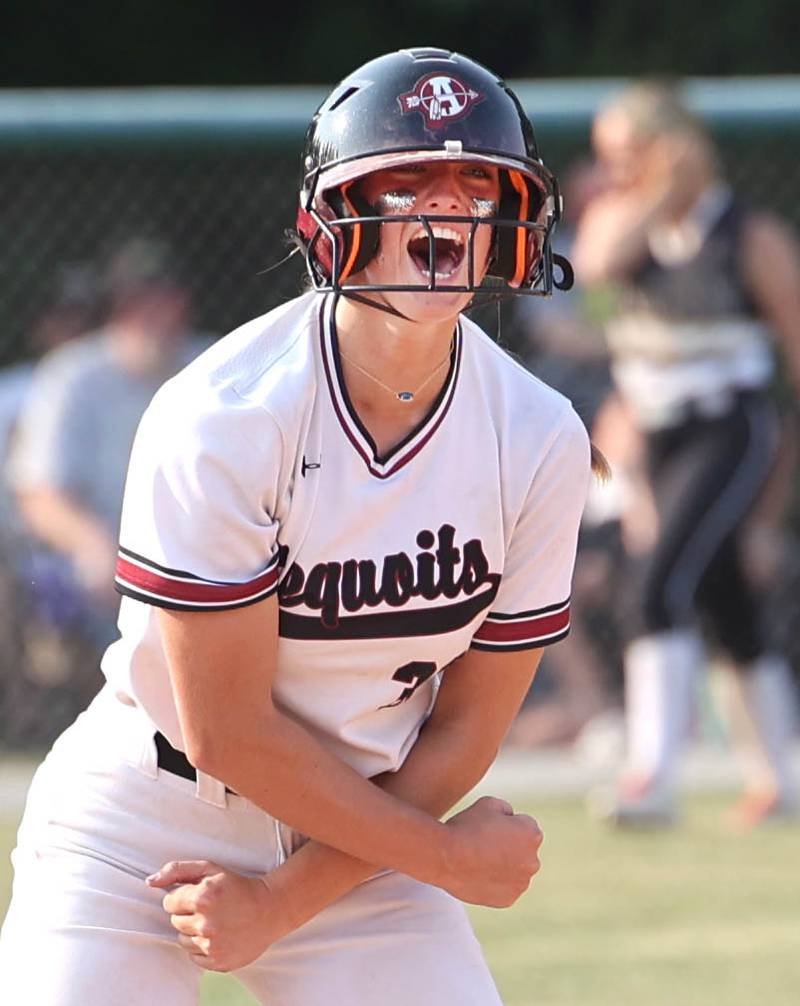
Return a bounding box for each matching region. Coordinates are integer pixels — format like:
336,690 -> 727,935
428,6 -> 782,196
408,238 -> 460,275
436,246 -> 459,273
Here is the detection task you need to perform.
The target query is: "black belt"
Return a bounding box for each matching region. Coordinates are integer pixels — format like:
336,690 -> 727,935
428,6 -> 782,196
154,731 -> 236,793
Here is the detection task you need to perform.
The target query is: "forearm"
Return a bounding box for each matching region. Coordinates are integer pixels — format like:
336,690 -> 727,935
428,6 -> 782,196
192,702 -> 453,889
17,486 -> 113,559
573,189 -> 671,284
268,712 -> 496,921
253,651 -> 540,927
162,605 -> 540,922
380,714 -> 495,816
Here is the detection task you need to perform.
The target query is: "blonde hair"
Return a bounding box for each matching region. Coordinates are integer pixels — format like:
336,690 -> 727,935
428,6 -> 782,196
590,442 -> 612,482
601,81 -> 705,144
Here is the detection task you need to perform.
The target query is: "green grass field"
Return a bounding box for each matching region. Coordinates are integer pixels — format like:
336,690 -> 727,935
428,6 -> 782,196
2,794 -> 798,1005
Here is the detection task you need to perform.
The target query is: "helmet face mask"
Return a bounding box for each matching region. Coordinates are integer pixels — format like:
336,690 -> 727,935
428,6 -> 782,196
295,47 -> 572,300
303,206 -> 554,296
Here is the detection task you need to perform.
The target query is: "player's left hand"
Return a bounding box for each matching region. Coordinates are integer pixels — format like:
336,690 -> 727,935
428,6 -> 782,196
147,859 -> 289,972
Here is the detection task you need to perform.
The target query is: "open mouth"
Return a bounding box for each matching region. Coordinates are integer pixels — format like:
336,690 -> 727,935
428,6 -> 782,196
406,226 -> 466,279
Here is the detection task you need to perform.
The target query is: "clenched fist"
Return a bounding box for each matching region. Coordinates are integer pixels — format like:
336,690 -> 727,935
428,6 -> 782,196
147,860 -> 295,972
441,796 -> 543,907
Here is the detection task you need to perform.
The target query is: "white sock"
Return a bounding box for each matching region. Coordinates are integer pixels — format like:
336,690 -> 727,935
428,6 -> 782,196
730,655 -> 798,804
623,629 -> 702,797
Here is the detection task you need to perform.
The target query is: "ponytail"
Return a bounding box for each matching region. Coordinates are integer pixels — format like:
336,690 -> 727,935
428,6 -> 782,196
590,442 -> 612,482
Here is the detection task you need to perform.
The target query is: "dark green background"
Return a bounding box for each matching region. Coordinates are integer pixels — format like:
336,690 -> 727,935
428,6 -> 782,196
3,0 -> 796,87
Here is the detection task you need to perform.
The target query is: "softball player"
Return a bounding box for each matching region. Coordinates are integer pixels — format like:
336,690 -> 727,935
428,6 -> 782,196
0,48 -> 592,1004
574,82 -> 800,827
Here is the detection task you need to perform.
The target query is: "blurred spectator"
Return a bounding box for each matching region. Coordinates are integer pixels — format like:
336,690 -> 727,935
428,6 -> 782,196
505,161 -> 623,747
0,264 -> 99,531
0,265 -> 100,746
4,238 -> 213,743
573,82 -> 800,827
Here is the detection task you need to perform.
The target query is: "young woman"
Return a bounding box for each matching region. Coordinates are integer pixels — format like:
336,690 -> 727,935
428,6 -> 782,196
0,48 -> 592,1004
574,82 -> 800,827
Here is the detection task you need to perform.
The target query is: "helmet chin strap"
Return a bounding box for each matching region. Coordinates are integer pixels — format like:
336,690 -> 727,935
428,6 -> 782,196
340,289 -> 414,321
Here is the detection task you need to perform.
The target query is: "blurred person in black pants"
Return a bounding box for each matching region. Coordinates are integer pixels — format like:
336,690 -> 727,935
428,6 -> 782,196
573,82 -> 800,827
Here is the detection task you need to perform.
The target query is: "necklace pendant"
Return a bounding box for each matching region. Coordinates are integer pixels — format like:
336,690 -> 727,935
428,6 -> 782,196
396,391 -> 414,402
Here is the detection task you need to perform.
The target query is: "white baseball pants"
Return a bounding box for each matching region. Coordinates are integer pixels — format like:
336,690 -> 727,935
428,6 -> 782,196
0,687 -> 503,1005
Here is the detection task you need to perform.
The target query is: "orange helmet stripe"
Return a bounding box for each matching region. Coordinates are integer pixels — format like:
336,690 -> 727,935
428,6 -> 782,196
508,170 -> 529,288
338,182 -> 363,281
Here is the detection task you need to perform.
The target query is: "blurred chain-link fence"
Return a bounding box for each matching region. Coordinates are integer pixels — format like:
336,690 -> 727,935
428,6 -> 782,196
1,79 -> 799,749
3,80 -> 800,365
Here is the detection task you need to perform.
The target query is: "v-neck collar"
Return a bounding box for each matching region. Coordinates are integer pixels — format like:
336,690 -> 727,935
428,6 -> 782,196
318,294 -> 462,480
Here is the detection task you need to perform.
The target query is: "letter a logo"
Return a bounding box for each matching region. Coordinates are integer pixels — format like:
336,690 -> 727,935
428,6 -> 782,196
399,74 -> 484,130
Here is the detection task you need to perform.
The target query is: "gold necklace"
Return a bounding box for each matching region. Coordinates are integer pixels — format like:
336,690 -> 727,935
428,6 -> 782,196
338,340 -> 454,403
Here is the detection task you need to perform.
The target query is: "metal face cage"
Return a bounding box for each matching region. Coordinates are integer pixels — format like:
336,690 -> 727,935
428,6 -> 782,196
303,210 -> 573,297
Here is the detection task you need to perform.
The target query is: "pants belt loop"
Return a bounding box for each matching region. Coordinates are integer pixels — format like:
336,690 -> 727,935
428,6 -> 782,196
138,730 -> 159,780
154,730 -> 232,806
196,770 -> 228,809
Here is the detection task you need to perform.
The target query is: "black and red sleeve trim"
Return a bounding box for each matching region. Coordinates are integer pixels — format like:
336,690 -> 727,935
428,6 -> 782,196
470,597 -> 570,652
114,545 -> 281,612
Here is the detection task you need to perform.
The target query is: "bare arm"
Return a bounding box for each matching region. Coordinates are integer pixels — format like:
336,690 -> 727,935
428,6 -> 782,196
741,212 -> 800,393
590,392 -> 658,555
572,190 -> 668,285
16,486 -> 118,602
573,133 -> 707,285
152,642 -> 544,971
156,598 -> 540,901
736,213 -> 800,581
18,485 -> 114,557
262,645 -> 544,915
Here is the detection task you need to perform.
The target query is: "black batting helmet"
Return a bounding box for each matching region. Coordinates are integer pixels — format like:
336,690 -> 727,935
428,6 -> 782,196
295,47 -> 572,297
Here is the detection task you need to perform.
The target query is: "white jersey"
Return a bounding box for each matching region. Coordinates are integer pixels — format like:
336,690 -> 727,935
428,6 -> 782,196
107,292 -> 590,778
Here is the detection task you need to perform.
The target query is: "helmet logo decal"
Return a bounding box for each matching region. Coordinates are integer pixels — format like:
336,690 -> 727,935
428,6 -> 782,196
398,74 -> 484,129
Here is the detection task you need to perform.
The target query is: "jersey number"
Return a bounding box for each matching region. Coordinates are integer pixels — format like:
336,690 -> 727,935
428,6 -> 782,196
380,661 -> 438,709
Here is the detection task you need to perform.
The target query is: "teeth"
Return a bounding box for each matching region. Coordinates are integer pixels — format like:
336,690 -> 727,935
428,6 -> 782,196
408,226 -> 464,245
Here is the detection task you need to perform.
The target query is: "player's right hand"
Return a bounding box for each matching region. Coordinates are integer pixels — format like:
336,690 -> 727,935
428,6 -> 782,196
441,796 -> 543,908
147,859 -> 292,972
